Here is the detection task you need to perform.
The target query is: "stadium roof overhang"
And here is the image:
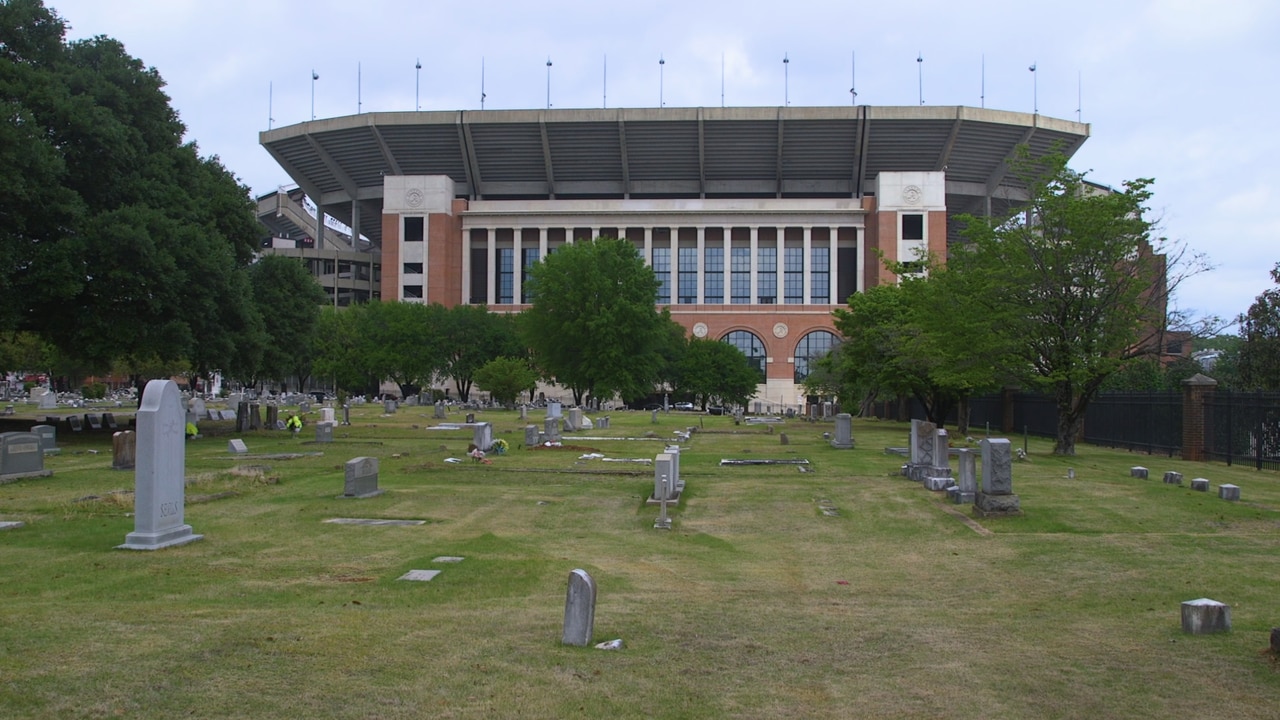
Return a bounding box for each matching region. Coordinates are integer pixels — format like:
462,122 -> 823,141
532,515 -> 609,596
260,105 -> 1089,247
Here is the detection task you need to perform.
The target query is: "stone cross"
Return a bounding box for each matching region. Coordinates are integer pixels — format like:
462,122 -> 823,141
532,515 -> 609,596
118,379 -> 202,550
561,569 -> 597,646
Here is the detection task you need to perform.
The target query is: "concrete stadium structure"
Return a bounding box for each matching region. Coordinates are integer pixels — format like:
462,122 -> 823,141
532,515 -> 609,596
258,106 -> 1088,405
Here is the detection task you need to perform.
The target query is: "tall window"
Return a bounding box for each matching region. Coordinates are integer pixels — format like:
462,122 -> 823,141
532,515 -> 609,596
722,330 -> 766,382
730,247 -> 751,304
794,330 -> 839,383
678,246 -> 698,304
757,246 -> 776,304
403,217 -> 424,242
496,248 -> 513,304
810,246 -> 830,303
784,246 -> 804,304
704,246 -> 724,304
521,247 -> 539,303
652,247 -> 671,304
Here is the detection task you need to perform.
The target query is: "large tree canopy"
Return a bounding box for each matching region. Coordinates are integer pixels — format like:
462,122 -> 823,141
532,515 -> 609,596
1236,262 -> 1280,391
942,151 -> 1207,454
438,305 -> 525,401
249,255 -> 328,390
0,0 -> 262,376
676,338 -> 760,411
521,237 -> 668,404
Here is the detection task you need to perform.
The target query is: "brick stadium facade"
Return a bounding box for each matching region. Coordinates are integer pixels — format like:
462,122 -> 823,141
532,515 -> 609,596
259,106 -> 1089,405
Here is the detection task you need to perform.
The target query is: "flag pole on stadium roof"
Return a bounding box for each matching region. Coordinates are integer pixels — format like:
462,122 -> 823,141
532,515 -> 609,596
1029,62 -> 1037,114
659,54 -> 665,108
783,53 -> 790,106
546,57 -> 552,109
850,51 -> 857,106
481,58 -> 486,110
415,59 -> 421,111
917,53 -> 924,105
311,70 -> 319,121
269,82 -> 274,129
603,54 -> 607,108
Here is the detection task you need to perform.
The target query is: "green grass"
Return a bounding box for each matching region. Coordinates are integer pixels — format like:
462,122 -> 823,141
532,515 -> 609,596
1,406 -> 1278,718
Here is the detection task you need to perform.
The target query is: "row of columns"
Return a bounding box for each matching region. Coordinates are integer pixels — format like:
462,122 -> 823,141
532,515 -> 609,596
461,226 -> 861,306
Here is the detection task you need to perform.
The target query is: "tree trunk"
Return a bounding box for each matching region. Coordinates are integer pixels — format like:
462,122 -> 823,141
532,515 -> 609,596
1054,388 -> 1085,455
956,395 -> 970,436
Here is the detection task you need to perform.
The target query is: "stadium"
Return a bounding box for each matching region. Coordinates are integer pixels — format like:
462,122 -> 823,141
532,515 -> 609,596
257,105 -> 1089,406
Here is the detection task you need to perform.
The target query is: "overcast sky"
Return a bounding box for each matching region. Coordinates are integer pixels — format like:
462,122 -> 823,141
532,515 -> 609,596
44,0 -> 1280,326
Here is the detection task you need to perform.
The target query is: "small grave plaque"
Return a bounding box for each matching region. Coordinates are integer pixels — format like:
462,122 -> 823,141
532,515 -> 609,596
432,556 -> 465,563
228,439 -> 248,454
1163,471 -> 1183,485
1130,466 -> 1148,479
315,422 -> 334,443
1218,483 -> 1240,501
1190,478 -> 1209,492
1181,598 -> 1231,634
85,413 -> 103,431
323,518 -> 425,526
67,415 -> 83,433
102,412 -> 118,430
398,569 -> 441,582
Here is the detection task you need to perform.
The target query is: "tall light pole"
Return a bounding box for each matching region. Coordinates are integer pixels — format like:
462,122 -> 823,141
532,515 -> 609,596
1029,62 -> 1038,113
546,57 -> 552,109
783,53 -> 790,106
659,54 -> 665,107
916,53 -> 923,106
415,59 -> 421,111
850,51 -> 857,106
311,70 -> 318,120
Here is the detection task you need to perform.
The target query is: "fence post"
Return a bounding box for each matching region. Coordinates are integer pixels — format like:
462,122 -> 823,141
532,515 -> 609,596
1181,373 -> 1217,461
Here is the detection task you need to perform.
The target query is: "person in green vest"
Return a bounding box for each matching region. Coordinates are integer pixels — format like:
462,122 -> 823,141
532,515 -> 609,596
286,413 -> 302,433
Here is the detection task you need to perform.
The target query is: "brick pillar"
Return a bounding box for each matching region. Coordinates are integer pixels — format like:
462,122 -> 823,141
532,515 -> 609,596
1181,373 -> 1217,461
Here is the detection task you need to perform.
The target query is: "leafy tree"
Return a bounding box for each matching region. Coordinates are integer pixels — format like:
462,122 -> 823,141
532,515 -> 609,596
313,307 -> 378,397
473,356 -> 541,406
355,301 -> 446,399
438,305 -> 525,401
0,1 -> 261,379
249,255 -> 328,390
1237,263 -> 1280,390
945,151 -> 1208,454
1099,358 -> 1164,392
677,338 -> 760,410
521,237 -> 667,405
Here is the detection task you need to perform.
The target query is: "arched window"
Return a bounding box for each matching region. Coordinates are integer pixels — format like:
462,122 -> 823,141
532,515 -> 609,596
722,330 -> 766,382
794,330 -> 839,383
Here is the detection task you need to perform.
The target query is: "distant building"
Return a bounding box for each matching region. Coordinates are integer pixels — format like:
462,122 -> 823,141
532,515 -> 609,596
259,106 -> 1089,404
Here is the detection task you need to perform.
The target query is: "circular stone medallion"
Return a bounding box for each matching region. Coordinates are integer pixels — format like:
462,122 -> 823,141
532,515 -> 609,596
902,185 -> 923,205
692,322 -> 708,338
772,322 -> 789,339
405,188 -> 425,208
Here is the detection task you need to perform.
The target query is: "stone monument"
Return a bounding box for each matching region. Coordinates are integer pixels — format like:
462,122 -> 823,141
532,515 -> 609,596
117,380 -> 203,550
975,438 -> 1020,515
561,569 -> 597,646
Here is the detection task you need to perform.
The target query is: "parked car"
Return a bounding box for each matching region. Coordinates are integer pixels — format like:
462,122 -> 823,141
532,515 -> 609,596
674,401 -> 695,410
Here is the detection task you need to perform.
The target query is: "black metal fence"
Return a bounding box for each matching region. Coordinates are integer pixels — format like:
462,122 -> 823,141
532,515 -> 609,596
1202,391 -> 1280,471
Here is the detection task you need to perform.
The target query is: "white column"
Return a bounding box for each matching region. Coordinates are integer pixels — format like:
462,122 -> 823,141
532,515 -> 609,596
539,226 -> 548,260
855,227 -> 865,294
749,226 -> 759,305
486,228 -> 497,306
802,226 -> 812,305
461,227 -> 471,304
590,227 -> 599,241
828,226 -> 838,305
723,228 -> 731,301
643,227 -> 653,267
696,226 -> 705,304
512,228 -> 523,305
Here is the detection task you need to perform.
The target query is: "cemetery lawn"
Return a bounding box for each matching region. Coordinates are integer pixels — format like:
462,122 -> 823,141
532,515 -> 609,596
2,406 -> 1279,719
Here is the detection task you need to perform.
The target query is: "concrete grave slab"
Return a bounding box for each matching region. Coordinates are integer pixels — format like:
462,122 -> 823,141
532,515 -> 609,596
398,569 -> 441,582
432,556 -> 465,563
323,518 -> 425,526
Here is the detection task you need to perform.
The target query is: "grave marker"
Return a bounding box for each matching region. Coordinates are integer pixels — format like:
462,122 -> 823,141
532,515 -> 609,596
31,424 -> 58,455
67,415 -> 83,433
561,569 -> 597,646
117,380 -> 202,550
228,439 -> 248,454
342,457 -> 383,498
0,432 -> 51,482
953,449 -> 977,504
830,413 -> 854,449
1218,484 -> 1240,501
111,430 -> 136,470
472,422 -> 493,452
1181,598 -> 1231,634
976,438 -> 1020,515
315,422 -> 334,443
102,412 -> 118,430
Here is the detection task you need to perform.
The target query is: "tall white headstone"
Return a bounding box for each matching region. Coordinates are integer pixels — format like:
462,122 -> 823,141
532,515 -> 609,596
118,380 -> 202,550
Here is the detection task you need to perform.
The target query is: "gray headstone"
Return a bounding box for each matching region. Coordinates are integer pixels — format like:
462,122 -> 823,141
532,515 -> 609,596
1190,477 -> 1209,492
1130,466 -> 1148,479
544,416 -> 561,442
980,438 -> 1013,494
342,404 -> 350,425
343,456 -> 382,498
915,421 -> 938,467
565,407 -> 583,432
32,424 -> 57,454
1162,471 -> 1183,485
519,405 -> 527,420
651,409 -> 659,424
830,413 -> 854,449
248,403 -> 262,430
780,433 -> 789,445
654,453 -> 676,501
525,424 -> 540,446
664,444 -> 683,491
314,422 -> 334,443
548,401 -> 562,418
38,391 -> 56,409
472,422 -> 493,452
102,412 -> 118,430
112,430 -> 136,470
190,397 -> 206,418
85,413 -> 102,430
465,412 -> 475,424
598,416 -> 610,430
384,399 -> 397,414
0,431 -> 48,480
561,569 -> 597,646
956,449 -> 978,494
118,380 -> 201,550
236,401 -> 250,432
299,401 -> 311,413
228,439 -> 248,454
923,476 -> 951,491
1218,483 -> 1240,501
67,415 -> 83,432
321,407 -> 335,424
1181,598 -> 1231,634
